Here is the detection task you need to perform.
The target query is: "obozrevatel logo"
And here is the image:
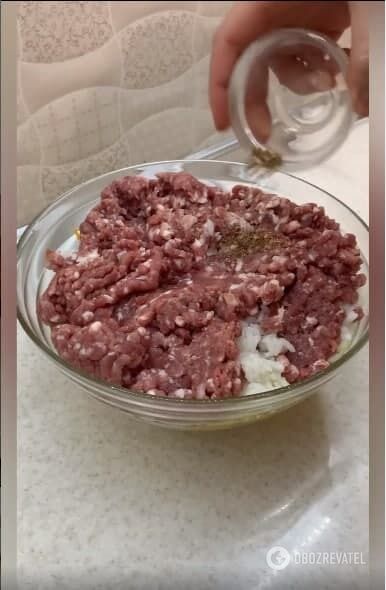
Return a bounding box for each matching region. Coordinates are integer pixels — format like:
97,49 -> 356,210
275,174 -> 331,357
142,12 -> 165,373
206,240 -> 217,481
266,546 -> 291,570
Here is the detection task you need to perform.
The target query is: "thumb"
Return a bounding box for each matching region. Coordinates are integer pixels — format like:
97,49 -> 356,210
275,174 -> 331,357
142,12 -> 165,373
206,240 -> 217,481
348,1 -> 369,117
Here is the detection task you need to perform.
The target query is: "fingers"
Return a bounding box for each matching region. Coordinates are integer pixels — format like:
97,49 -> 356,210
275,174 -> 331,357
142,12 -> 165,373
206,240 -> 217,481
209,0 -> 354,135
348,1 -> 369,116
209,1 -> 348,133
209,2 -> 272,130
244,58 -> 272,143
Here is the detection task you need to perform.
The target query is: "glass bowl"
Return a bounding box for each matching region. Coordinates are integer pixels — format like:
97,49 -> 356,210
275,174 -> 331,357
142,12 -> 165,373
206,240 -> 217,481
17,160 -> 369,431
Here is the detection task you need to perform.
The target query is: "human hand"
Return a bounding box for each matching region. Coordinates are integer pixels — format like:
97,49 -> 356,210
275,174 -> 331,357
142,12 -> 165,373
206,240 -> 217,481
209,1 -> 368,139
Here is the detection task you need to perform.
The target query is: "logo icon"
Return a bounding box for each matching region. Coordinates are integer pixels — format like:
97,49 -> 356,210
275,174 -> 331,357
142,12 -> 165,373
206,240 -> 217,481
266,546 -> 291,570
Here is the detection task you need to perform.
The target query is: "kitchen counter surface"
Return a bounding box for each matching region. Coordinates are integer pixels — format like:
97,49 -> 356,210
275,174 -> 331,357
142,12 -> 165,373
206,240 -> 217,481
18,122 -> 369,590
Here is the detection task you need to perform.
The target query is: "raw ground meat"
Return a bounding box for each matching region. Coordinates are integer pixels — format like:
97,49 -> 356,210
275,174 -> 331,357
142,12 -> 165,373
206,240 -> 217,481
38,172 -> 366,399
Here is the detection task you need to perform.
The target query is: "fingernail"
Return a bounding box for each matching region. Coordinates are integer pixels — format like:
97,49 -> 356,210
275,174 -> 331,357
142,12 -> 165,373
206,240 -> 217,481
215,120 -> 229,132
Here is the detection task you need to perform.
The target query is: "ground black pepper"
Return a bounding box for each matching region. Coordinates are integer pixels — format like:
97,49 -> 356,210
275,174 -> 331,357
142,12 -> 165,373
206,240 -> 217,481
219,227 -> 289,257
250,147 -> 283,170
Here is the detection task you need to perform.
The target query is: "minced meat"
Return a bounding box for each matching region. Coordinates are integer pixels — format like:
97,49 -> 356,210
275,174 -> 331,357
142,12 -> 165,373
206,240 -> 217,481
38,172 -> 366,399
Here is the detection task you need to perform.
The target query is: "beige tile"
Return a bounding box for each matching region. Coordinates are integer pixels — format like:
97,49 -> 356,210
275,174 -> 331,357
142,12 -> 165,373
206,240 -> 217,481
17,23 -> 30,126
17,119 -> 41,166
193,13 -> 219,57
190,53 -> 212,112
118,11 -> 198,89
17,165 -> 43,226
16,16 -> 21,58
118,61 -> 207,132
110,1 -> 199,32
20,38 -> 122,114
190,109 -> 218,150
33,87 -> 121,166
194,130 -> 228,151
190,12 -> 222,115
41,138 -> 131,205
196,1 -> 233,18
18,1 -> 114,63
339,28 -> 352,48
124,108 -> 198,165
17,84 -> 30,126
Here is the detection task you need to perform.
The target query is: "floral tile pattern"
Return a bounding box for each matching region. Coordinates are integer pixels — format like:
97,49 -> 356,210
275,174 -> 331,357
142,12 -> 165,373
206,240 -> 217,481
17,1 -> 230,226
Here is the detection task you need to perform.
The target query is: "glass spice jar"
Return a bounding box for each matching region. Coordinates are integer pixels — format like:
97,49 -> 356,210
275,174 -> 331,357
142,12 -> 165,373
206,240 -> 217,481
228,28 -> 356,172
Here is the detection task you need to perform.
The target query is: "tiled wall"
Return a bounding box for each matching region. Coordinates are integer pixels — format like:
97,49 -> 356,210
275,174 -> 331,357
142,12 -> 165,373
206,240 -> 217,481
17,1 -> 233,225
17,3 -> 351,226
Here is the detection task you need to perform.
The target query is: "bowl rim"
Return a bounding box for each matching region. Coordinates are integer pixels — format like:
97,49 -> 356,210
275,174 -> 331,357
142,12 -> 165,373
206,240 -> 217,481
17,159 -> 369,407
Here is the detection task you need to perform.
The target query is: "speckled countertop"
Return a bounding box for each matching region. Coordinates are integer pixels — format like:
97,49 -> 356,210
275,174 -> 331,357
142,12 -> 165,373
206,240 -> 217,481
18,122 -> 369,590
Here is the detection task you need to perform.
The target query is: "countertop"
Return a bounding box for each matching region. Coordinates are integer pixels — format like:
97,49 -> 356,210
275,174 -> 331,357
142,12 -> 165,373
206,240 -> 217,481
18,121 -> 369,590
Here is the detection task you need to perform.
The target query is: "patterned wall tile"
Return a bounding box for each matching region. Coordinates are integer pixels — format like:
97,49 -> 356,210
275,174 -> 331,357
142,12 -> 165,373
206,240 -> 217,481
18,119 -> 41,166
41,137 -> 131,204
190,109 -> 222,152
118,11 -> 200,89
118,64 -> 202,133
195,130 -> 231,152
17,21 -> 30,126
20,38 -> 122,114
190,55 -> 212,111
110,1 -> 199,32
33,88 -> 121,166
193,15 -> 220,59
190,13 -> 224,139
18,1 -> 114,63
17,1 -> 231,224
197,1 -> 233,17
17,85 -> 30,127
18,166 -> 43,226
123,108 -> 197,164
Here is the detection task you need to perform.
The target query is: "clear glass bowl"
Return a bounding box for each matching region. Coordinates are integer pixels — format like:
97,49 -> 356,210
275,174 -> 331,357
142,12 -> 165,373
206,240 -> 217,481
17,160 -> 369,431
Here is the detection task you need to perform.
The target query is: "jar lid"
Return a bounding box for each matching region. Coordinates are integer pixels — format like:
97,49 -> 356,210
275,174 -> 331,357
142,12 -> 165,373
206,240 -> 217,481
229,28 -> 355,172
